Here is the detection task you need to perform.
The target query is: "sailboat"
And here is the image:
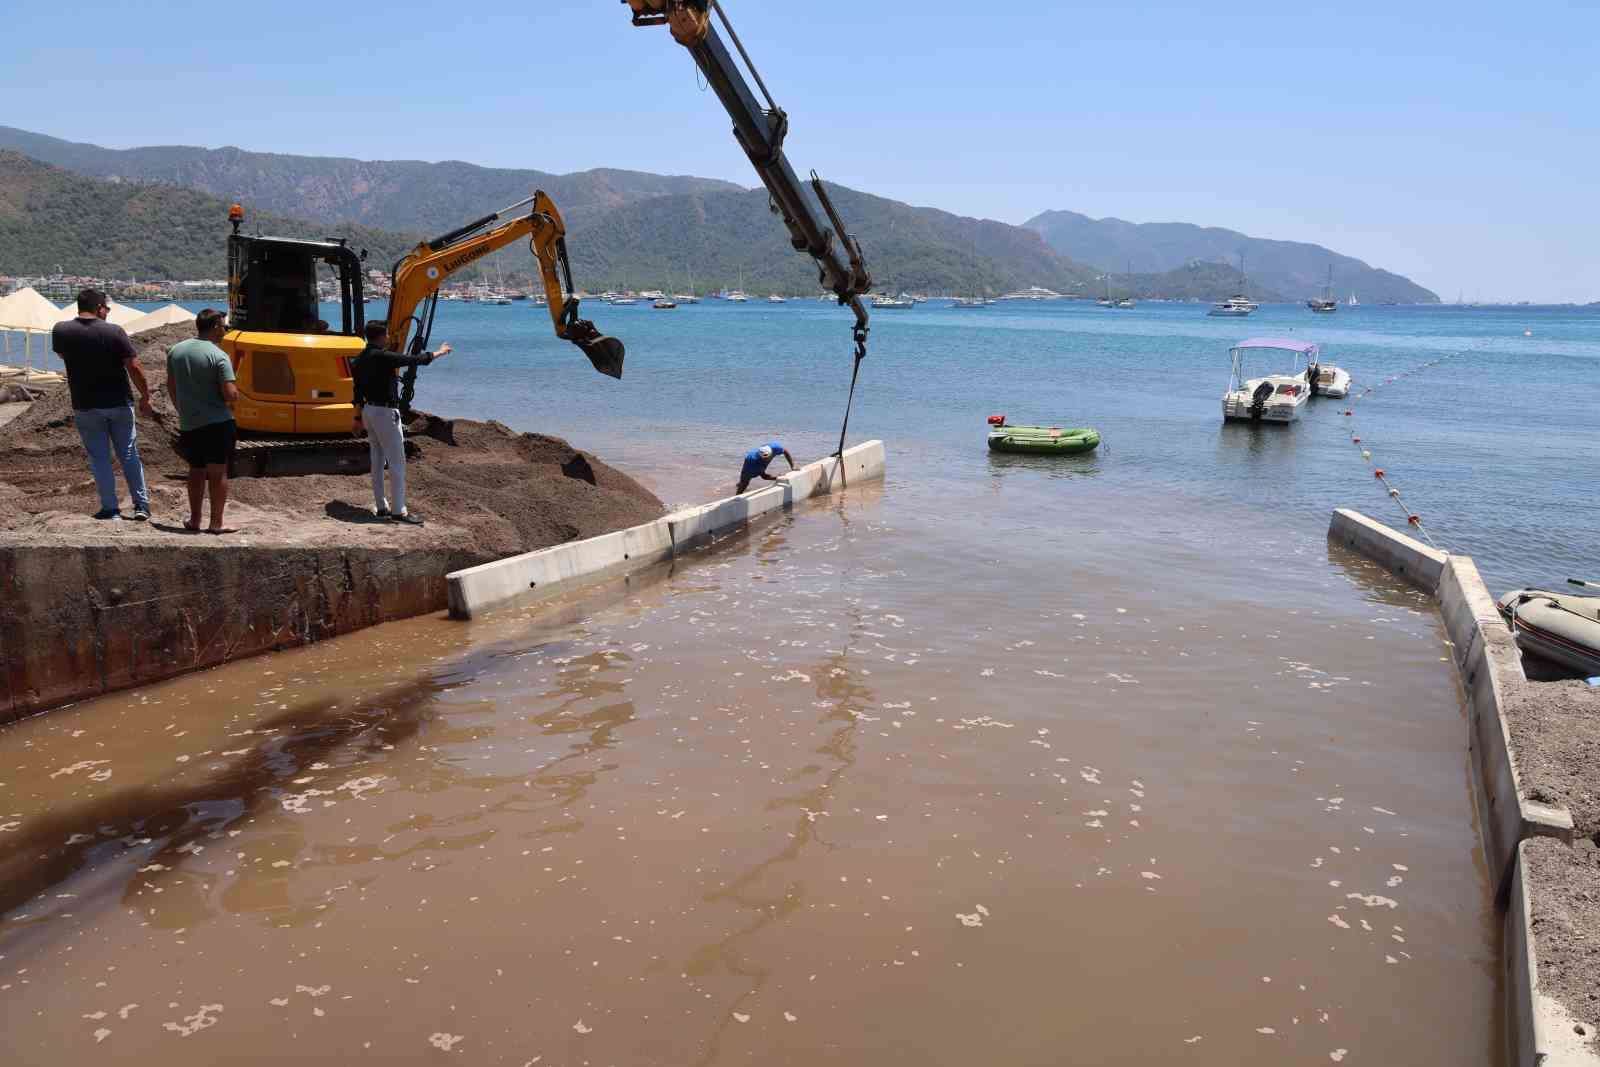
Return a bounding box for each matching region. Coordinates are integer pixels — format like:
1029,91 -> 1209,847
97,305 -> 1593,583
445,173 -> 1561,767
1208,253 -> 1259,317
1115,261 -> 1136,308
952,225 -> 987,307
672,264 -> 700,304
1307,264 -> 1337,313
726,267 -> 750,302
1096,271 -> 1115,308
1346,291 -> 1359,308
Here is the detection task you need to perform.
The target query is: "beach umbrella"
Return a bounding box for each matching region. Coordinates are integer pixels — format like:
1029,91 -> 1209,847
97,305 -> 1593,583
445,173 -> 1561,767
124,303 -> 196,336
106,301 -> 143,327
0,287 -> 66,373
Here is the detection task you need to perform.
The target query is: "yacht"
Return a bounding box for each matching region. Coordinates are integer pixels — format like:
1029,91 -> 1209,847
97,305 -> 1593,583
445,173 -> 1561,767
768,294 -> 787,303
725,290 -> 750,302
671,293 -> 700,304
997,286 -> 1064,301
871,293 -> 915,309
952,296 -> 987,308
1208,253 -> 1258,316
1208,295 -> 1258,317
640,289 -> 665,300
1221,338 -> 1315,423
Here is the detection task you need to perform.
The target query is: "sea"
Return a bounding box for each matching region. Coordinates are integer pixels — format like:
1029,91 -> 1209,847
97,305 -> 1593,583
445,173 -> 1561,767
375,297 -> 1595,590
3,298 -> 1596,1064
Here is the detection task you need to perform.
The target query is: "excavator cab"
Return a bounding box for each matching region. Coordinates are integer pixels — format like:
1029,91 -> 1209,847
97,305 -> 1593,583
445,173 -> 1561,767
223,207 -> 371,437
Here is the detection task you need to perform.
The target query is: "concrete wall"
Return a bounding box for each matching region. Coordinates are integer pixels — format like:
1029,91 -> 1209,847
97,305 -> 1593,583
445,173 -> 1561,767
1505,842 -> 1600,1067
0,542 -> 476,724
1438,555 -> 1575,897
448,440 -> 887,619
1328,507 -> 1447,591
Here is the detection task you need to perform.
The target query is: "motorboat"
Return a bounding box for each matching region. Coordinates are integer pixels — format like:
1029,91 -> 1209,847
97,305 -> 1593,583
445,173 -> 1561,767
1310,363 -> 1352,398
871,294 -> 915,309
609,295 -> 639,306
951,297 -> 987,308
1209,253 -> 1259,316
639,289 -> 665,300
1115,298 -> 1136,308
671,293 -> 700,304
1208,295 -> 1258,317
986,415 -> 1100,454
725,290 -> 749,302
652,297 -> 677,309
768,294 -> 787,303
1221,337 -> 1315,423
997,286 -> 1064,301
1498,584 -> 1600,676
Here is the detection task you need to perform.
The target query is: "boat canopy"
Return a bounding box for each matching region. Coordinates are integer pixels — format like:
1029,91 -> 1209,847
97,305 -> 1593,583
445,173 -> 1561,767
1231,337 -> 1321,359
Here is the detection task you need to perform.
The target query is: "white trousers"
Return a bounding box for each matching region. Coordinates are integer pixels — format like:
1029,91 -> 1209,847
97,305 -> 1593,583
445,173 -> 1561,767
365,405 -> 407,515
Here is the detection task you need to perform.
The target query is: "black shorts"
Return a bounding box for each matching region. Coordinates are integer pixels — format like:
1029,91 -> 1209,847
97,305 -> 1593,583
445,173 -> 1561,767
178,419 -> 238,468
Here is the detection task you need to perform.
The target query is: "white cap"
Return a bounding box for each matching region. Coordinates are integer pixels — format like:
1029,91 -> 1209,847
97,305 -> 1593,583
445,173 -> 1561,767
758,446 -> 773,460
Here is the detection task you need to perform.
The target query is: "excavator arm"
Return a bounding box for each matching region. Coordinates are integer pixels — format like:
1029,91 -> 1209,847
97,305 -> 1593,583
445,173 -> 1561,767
626,1 -> 872,354
386,192 -> 624,397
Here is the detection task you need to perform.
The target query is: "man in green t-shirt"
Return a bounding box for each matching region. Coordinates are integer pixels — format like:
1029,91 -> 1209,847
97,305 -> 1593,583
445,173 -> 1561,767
164,309 -> 240,533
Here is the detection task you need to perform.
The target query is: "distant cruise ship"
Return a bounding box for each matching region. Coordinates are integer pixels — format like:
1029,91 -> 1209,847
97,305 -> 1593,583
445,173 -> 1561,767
996,286 -> 1064,301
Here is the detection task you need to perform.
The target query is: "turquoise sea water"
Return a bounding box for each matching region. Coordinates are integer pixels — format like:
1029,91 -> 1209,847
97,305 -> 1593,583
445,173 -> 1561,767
397,298 -> 1596,593
45,298 -> 1597,592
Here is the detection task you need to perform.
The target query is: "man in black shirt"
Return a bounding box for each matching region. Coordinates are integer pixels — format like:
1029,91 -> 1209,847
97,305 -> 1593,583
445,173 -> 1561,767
51,288 -> 156,520
350,321 -> 451,525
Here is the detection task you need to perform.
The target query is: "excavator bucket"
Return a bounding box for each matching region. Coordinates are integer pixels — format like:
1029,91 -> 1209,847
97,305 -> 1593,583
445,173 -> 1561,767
576,335 -> 625,379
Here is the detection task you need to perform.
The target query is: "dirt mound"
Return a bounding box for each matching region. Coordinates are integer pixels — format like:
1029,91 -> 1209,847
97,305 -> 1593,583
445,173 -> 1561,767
0,323 -> 664,560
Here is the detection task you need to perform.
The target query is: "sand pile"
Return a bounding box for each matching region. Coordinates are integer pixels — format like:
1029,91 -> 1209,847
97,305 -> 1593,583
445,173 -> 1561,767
0,323 -> 664,559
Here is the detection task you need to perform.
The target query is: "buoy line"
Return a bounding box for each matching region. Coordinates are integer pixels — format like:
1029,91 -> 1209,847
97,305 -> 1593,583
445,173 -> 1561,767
1334,351 -> 1467,551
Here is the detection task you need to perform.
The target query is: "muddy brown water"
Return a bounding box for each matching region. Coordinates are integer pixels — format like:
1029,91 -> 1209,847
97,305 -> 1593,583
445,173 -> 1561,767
0,471 -> 1501,1065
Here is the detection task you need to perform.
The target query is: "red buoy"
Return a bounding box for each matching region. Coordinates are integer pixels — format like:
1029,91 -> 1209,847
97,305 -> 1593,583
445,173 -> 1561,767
1374,469 -> 1386,478
1408,515 -> 1421,525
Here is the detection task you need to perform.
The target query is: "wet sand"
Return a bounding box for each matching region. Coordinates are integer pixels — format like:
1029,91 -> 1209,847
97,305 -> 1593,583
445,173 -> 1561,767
0,472 -> 1501,1065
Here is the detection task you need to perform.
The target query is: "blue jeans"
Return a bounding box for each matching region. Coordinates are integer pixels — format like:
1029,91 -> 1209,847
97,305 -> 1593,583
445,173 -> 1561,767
75,404 -> 150,513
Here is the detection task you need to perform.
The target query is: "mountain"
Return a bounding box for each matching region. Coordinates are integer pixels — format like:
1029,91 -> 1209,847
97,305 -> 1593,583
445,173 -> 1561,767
562,183 -> 1099,296
0,152 -> 417,279
1024,209 -> 1439,304
1102,262 -> 1287,304
0,149 -> 1103,298
0,126 -> 745,236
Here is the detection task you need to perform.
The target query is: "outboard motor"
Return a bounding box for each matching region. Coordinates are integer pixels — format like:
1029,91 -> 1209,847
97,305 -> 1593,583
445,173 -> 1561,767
1249,381 -> 1274,421
1306,362 -> 1321,397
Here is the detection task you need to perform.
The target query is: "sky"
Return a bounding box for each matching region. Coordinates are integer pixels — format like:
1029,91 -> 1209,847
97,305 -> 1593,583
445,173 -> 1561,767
5,0 -> 1597,302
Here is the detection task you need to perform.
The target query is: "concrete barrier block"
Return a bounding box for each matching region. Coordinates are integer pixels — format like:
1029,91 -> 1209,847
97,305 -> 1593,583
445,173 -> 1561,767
1505,842 -> 1600,1067
1327,508 -> 1447,591
1442,555 -> 1573,896
449,441 -> 888,617
780,466 -> 818,501
447,531 -> 628,618
622,519 -> 673,567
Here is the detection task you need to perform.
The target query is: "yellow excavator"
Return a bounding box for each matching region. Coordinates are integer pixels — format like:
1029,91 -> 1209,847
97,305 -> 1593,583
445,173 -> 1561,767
219,0 -> 872,474
221,193 -> 622,474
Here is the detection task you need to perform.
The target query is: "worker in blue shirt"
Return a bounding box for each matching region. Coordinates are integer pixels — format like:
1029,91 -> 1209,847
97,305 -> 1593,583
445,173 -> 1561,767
736,441 -> 796,493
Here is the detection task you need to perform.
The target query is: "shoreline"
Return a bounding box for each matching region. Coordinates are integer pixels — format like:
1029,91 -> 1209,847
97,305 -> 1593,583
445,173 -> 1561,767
1330,507 -> 1600,1064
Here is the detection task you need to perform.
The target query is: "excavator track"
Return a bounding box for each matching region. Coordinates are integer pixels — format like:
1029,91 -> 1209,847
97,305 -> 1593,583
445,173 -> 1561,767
230,434 -> 416,479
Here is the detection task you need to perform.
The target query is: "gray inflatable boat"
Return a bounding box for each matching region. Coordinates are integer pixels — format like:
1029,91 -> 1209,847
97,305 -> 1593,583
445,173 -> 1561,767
1497,586 -> 1600,677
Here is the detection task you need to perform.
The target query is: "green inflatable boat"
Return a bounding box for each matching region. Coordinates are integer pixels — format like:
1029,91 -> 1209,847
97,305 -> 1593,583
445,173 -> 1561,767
986,416 -> 1101,455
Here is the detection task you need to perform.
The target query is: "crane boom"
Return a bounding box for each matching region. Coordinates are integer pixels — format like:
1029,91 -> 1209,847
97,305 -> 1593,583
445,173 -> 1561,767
627,1 -> 872,351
